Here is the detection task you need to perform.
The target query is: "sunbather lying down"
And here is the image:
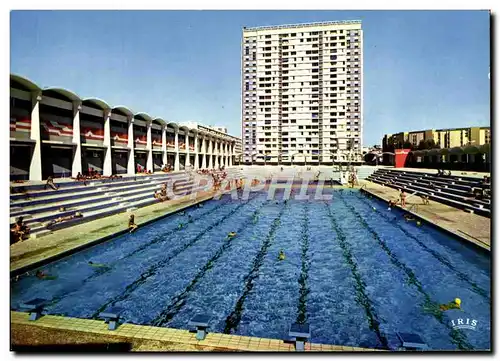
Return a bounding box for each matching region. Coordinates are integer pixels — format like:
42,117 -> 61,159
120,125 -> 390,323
45,212 -> 83,228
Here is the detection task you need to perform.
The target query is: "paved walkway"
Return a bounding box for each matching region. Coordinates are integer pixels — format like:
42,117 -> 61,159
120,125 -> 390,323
10,189 -> 220,273
361,181 -> 490,250
11,312 -> 378,352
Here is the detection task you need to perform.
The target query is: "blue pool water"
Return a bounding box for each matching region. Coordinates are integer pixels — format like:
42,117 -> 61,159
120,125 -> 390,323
11,188 -> 491,350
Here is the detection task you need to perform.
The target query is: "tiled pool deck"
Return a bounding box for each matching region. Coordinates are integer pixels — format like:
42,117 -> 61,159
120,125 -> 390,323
11,311 -> 378,352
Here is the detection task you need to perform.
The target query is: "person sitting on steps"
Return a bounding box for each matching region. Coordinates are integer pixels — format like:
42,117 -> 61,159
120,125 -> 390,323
46,212 -> 83,228
44,176 -> 59,190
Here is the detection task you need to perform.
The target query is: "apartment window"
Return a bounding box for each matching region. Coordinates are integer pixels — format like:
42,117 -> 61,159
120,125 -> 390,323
265,35 -> 271,39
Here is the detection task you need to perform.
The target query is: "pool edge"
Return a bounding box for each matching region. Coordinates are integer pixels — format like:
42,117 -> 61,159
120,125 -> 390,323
360,188 -> 490,253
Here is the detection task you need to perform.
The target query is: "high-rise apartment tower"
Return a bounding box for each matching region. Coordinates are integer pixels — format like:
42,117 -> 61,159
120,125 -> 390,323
241,20 -> 363,165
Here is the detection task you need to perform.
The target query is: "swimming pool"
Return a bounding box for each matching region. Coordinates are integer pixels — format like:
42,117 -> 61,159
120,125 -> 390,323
11,188 -> 491,350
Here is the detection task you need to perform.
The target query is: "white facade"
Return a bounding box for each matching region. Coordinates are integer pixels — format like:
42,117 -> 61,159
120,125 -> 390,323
241,21 -> 363,164
10,74 -> 238,181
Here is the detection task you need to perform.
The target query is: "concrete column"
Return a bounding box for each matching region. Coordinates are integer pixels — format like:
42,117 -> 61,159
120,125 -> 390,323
194,135 -> 199,169
146,121 -> 153,172
161,126 -> 167,166
208,138 -> 213,169
185,132 -> 190,168
71,102 -> 82,177
214,140 -> 219,168
220,142 -> 225,167
29,92 -> 43,181
224,142 -> 228,166
103,110 -> 112,176
229,143 -> 233,166
202,137 -> 207,169
174,129 -> 180,171
222,142 -> 227,167
127,117 -> 135,175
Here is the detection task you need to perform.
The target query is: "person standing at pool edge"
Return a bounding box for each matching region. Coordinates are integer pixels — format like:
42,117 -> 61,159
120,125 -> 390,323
400,190 -> 406,207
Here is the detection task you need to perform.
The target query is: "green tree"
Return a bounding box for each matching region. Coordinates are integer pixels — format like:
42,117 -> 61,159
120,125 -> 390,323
403,141 -> 414,150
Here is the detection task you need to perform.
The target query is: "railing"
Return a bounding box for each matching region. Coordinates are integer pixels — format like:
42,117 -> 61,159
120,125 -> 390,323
408,204 -> 419,213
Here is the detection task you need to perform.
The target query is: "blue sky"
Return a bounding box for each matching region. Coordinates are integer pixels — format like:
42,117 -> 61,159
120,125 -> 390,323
10,10 -> 490,146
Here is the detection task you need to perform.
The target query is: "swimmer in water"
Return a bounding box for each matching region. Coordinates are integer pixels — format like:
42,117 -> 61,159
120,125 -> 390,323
88,261 -> 110,270
278,250 -> 285,261
36,270 -> 57,280
424,298 -> 461,315
439,298 -> 461,311
178,223 -> 184,229
188,215 -> 193,223
403,214 -> 415,222
227,232 -> 237,239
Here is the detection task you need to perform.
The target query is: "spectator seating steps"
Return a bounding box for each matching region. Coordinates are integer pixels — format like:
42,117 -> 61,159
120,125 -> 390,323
369,177 -> 488,215
10,175 -> 195,211
380,169 -> 488,188
387,171 -> 489,197
25,182 -> 212,237
10,173 -> 191,201
376,170 -> 482,192
10,170 -> 241,212
11,169 -> 244,238
367,170 -> 490,217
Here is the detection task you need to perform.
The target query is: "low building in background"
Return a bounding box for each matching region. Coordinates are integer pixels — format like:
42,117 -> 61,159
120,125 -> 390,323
381,126 -> 491,171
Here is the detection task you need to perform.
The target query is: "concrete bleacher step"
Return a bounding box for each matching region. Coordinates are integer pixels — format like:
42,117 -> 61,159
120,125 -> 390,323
372,171 -> 491,210
382,169 -> 485,188
10,173 -> 192,201
368,173 -> 490,217
10,177 -> 198,217
15,170 -> 243,238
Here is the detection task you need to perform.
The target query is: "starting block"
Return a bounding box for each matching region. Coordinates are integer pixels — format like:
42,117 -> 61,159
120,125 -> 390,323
19,298 -> 49,321
98,307 -> 123,330
288,323 -> 311,352
396,332 -> 428,351
188,314 -> 211,340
